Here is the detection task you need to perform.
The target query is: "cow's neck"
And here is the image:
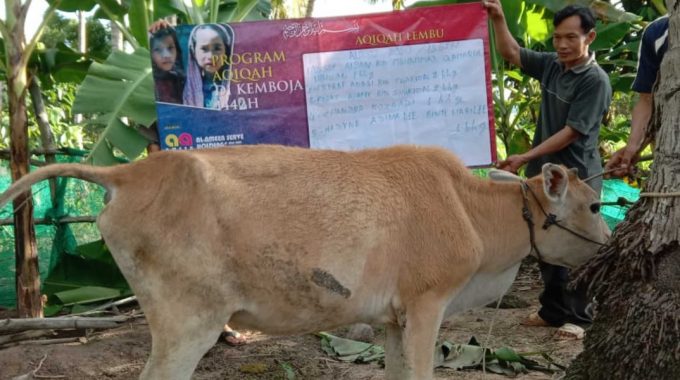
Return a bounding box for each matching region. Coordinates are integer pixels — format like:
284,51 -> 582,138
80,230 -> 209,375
464,179 -> 540,274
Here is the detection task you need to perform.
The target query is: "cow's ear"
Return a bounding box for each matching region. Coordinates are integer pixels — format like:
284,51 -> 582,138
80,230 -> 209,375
542,164 -> 568,202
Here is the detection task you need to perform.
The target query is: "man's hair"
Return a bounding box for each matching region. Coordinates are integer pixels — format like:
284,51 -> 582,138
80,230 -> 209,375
554,5 -> 596,34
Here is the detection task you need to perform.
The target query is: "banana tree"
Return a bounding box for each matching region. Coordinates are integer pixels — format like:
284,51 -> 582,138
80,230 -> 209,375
1,0 -> 65,317
62,0 -> 272,165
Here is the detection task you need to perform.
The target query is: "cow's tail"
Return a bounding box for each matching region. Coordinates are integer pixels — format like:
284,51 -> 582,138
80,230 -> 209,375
0,163 -> 117,210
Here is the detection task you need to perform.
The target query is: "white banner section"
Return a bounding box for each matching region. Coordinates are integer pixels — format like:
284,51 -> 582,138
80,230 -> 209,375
303,39 -> 492,167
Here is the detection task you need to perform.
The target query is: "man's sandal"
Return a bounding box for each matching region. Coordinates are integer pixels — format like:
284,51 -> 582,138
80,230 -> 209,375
555,323 -> 585,340
520,312 -> 551,327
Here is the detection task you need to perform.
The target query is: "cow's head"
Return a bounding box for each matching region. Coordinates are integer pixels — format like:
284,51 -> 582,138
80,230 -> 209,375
527,164 -> 610,268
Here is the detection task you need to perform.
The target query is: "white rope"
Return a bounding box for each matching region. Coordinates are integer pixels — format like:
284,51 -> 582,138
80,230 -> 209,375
639,191 -> 680,198
481,293 -> 505,376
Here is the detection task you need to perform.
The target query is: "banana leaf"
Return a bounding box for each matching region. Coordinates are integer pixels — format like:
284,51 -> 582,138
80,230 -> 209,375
73,47 -> 156,165
42,239 -> 132,316
591,22 -> 632,51
318,332 -> 385,363
526,0 -> 640,23
319,333 -> 564,376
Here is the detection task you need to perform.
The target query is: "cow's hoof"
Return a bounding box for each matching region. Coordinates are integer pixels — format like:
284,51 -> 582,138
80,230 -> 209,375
345,323 -> 375,343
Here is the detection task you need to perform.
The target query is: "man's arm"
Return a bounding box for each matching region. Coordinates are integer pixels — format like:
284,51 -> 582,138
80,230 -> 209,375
483,0 -> 521,67
604,92 -> 653,176
497,126 -> 581,173
626,92 -> 653,156
605,18 -> 666,177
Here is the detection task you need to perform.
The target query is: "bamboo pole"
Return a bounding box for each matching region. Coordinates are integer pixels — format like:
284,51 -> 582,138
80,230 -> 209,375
0,216 -> 97,226
0,316 -> 131,332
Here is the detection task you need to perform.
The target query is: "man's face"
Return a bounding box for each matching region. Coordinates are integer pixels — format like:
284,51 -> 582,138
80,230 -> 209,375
552,15 -> 595,68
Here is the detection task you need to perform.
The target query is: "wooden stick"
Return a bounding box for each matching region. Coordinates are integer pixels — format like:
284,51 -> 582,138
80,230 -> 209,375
71,296 -> 138,316
11,337 -> 81,347
225,353 -> 280,359
0,316 -> 129,332
0,329 -> 54,345
0,215 -> 97,226
25,337 -> 82,346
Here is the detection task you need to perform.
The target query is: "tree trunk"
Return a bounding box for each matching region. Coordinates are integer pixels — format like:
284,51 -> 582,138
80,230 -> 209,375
305,0 -> 315,18
28,75 -> 57,201
566,2 -> 680,379
6,2 -> 43,318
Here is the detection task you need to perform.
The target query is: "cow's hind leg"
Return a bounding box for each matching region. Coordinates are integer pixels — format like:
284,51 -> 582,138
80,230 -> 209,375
139,315 -> 223,380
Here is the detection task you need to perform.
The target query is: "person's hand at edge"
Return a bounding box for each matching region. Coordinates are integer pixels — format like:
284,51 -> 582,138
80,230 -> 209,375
496,154 -> 528,174
604,146 -> 638,178
482,0 -> 505,21
149,19 -> 172,34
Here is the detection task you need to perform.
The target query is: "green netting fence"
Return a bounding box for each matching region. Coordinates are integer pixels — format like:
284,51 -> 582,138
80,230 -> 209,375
600,179 -> 641,230
0,149 -> 107,309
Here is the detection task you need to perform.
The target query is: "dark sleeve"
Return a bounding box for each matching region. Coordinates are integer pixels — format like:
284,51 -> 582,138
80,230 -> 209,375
567,74 -> 612,135
519,48 -> 552,80
631,25 -> 662,93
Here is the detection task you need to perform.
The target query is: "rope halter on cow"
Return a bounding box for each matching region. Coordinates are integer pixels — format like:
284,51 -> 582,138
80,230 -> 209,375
519,181 -> 606,262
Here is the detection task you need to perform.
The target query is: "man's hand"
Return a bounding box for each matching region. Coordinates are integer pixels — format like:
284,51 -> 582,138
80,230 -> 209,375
482,0 -> 506,21
149,19 -> 172,33
496,154 -> 528,174
604,146 -> 638,178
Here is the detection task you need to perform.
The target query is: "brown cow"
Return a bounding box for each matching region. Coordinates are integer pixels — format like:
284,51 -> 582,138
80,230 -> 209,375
0,145 -> 609,380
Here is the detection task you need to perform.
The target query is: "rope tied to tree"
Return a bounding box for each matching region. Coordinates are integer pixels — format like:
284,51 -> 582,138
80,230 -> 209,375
583,169 -> 680,202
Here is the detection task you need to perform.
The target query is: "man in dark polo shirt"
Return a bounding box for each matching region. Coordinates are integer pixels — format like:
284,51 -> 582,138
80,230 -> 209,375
483,0 -> 612,339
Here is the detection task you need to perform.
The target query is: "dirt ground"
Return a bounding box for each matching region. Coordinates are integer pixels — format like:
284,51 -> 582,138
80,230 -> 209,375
0,260 -> 583,380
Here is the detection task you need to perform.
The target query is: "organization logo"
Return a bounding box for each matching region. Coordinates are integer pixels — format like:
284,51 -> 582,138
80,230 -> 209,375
165,133 -> 193,148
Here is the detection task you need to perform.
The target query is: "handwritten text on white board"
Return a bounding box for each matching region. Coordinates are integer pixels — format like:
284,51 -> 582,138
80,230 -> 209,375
303,39 -> 491,167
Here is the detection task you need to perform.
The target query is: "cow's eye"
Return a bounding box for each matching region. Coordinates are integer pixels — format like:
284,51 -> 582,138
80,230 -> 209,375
590,203 -> 601,214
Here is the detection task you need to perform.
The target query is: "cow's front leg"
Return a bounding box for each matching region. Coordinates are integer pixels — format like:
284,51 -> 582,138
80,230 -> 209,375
399,296 -> 447,380
140,312 -> 223,380
384,321 -> 408,379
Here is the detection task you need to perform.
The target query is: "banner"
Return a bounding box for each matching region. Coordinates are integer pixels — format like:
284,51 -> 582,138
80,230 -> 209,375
149,3 -> 496,166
